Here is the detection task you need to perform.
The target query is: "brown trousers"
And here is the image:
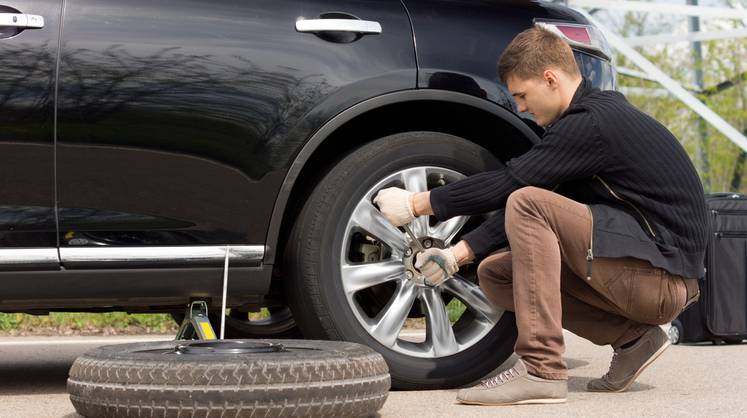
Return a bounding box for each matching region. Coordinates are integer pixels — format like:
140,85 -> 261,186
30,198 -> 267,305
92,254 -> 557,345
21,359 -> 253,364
477,186 -> 700,380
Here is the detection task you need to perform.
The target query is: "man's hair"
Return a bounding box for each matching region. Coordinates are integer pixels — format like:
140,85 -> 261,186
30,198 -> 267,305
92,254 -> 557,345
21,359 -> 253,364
497,26 -> 580,83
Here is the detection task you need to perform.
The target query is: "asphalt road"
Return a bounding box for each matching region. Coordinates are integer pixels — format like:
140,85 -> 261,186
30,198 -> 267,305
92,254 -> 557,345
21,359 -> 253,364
0,328 -> 745,418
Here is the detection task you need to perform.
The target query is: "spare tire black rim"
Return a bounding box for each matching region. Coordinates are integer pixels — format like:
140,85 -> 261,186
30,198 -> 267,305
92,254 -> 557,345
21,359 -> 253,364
341,166 -> 504,358
173,340 -> 286,355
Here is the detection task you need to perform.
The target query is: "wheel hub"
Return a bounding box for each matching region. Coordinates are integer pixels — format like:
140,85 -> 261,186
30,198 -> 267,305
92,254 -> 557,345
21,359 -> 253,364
403,235 -> 446,287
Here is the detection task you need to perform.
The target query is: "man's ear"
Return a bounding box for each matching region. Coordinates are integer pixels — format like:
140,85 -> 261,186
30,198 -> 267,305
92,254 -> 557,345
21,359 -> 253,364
543,69 -> 560,89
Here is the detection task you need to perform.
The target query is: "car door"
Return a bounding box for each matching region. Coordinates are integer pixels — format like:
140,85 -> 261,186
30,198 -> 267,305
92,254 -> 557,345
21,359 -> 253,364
0,1 -> 61,270
55,0 -> 415,268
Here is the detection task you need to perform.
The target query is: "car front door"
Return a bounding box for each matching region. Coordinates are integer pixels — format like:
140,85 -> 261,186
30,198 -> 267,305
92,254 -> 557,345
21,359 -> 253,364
0,1 -> 61,270
55,0 -> 415,268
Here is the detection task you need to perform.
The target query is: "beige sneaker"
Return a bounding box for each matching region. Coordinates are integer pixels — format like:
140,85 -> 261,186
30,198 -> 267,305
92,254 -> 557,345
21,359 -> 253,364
456,358 -> 567,406
587,326 -> 670,393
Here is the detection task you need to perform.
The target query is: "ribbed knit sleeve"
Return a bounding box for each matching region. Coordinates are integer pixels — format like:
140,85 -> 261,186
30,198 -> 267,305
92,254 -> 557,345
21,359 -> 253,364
430,170 -> 522,220
429,111 -> 608,257
460,210 -> 508,258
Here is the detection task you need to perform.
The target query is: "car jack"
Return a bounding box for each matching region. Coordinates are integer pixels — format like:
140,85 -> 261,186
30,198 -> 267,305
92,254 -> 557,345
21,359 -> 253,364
175,246 -> 231,340
175,300 -> 217,340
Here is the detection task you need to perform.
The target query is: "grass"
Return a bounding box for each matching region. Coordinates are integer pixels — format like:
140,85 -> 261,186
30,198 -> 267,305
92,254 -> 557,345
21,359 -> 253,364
0,312 -> 177,336
404,299 -> 468,329
447,299 -> 467,322
0,302 -> 464,335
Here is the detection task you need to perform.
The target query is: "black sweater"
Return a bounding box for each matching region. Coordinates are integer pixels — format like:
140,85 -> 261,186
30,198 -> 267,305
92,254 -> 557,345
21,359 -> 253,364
429,77 -> 708,280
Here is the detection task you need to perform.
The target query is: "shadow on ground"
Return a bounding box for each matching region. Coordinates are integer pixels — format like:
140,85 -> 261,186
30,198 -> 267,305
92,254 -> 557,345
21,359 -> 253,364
568,376 -> 654,393
0,357 -> 72,395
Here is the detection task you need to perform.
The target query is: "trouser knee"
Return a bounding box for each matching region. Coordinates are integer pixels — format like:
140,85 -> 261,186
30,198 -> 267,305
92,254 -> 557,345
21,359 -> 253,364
477,254 -> 513,286
477,257 -> 515,310
505,186 -> 546,237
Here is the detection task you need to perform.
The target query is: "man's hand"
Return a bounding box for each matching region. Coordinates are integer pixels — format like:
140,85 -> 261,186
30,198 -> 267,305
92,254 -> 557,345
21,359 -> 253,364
373,187 -> 415,227
415,247 -> 459,286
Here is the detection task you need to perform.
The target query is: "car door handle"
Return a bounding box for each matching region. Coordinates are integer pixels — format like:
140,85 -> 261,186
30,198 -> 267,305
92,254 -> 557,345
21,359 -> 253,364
0,13 -> 44,29
296,19 -> 382,35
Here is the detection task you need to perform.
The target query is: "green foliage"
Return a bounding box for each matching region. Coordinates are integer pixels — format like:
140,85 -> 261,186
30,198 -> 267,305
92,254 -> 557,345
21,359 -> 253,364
613,8 -> 747,194
447,299 -> 467,323
0,313 -> 21,331
0,312 -> 177,334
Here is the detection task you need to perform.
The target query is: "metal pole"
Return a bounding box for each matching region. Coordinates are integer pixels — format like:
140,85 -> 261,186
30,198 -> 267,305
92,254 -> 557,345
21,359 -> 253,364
220,245 -> 229,339
688,0 -> 711,191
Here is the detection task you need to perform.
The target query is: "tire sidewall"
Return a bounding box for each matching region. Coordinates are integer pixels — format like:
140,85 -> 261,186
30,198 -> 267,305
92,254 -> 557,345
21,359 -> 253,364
223,308 -> 301,338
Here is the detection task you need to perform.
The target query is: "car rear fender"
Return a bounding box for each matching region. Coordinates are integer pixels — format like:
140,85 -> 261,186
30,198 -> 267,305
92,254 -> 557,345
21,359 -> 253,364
264,88 -> 541,265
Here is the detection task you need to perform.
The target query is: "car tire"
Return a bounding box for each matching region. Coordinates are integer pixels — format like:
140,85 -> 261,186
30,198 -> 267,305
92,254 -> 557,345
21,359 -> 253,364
668,319 -> 683,344
285,131 -> 518,390
68,339 -> 390,418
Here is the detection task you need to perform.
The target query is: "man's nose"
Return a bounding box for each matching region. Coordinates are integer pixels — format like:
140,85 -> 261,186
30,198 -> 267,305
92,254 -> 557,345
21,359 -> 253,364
517,102 -> 527,113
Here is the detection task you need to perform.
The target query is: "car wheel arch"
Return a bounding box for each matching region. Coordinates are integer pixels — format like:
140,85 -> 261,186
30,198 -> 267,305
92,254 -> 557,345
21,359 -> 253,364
264,89 -> 541,266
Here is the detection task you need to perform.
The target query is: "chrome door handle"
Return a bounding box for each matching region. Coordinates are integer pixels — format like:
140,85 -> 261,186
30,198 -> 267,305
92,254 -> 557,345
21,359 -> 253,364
0,13 -> 44,29
296,19 -> 382,34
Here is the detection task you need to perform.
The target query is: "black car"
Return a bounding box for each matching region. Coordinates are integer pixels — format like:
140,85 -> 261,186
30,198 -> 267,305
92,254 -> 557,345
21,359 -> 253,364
1,0 -> 615,389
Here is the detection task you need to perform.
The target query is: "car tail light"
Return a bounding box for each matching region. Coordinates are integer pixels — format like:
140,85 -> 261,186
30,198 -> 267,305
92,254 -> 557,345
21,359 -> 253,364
535,21 -> 612,61
556,25 -> 592,44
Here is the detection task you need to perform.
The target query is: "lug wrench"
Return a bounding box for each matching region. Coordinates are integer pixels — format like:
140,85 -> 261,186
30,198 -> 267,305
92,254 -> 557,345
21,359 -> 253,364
403,224 -> 427,286
403,224 -> 425,252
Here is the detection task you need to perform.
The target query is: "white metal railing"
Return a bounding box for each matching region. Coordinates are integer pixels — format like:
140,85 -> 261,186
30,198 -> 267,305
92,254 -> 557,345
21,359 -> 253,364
568,1 -> 747,152
571,0 -> 747,19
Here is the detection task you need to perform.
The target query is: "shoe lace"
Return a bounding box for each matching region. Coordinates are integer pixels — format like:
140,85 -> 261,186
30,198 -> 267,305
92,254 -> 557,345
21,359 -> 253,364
604,350 -> 621,379
481,367 -> 519,388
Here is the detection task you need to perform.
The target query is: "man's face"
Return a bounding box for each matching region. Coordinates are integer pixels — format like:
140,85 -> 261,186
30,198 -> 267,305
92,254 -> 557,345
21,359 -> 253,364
506,72 -> 564,127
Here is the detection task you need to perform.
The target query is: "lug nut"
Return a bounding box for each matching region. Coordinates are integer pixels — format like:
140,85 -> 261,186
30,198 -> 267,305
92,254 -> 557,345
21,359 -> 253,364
405,271 -> 414,279
405,248 -> 413,256
423,239 -> 432,248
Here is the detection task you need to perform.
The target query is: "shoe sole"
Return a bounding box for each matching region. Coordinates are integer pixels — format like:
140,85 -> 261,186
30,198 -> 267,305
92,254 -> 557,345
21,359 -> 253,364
457,398 -> 567,406
588,339 -> 671,393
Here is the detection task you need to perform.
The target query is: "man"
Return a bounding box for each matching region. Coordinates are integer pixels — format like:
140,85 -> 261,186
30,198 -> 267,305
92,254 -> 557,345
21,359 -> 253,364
374,26 -> 706,406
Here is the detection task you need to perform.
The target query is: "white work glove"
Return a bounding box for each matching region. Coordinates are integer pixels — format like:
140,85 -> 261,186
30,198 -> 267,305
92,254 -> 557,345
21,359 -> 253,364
415,247 -> 459,286
373,187 -> 415,227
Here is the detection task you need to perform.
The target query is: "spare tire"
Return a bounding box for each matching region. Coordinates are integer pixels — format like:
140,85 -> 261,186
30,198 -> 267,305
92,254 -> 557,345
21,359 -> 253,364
68,339 -> 390,418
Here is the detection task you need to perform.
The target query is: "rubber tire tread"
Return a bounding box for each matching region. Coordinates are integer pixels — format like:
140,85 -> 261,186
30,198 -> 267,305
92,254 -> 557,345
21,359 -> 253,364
67,339 -> 390,418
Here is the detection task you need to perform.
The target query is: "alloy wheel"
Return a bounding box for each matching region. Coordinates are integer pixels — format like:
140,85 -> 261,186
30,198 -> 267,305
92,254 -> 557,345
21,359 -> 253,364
340,166 -> 504,358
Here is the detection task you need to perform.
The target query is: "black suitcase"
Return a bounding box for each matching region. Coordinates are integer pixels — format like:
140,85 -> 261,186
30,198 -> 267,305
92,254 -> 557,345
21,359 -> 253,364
670,192 -> 747,345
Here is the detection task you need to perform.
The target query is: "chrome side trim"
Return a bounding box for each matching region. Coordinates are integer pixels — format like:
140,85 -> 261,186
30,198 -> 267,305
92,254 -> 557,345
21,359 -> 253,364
0,248 -> 60,266
59,245 -> 264,266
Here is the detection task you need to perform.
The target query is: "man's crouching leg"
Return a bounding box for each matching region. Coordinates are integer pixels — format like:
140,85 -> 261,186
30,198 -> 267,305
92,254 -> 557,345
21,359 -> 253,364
456,186 -> 573,406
